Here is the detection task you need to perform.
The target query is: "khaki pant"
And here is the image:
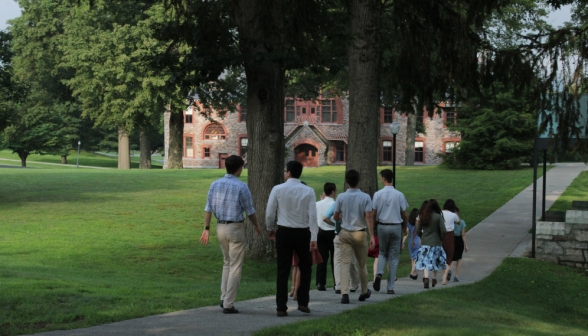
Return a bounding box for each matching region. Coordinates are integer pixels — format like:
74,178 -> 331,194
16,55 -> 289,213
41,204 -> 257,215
339,229 -> 369,295
217,222 -> 246,309
333,235 -> 359,290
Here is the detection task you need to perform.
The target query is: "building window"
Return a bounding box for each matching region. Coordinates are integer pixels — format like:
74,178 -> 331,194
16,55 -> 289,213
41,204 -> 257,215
285,100 -> 295,122
335,142 -> 346,162
185,108 -> 193,124
239,104 -> 247,122
383,107 -> 393,123
204,147 -> 211,158
321,99 -> 338,123
382,140 -> 392,162
204,124 -> 226,140
444,107 -> 457,125
444,141 -> 460,153
415,141 -> 424,163
184,137 -> 194,157
240,138 -> 248,157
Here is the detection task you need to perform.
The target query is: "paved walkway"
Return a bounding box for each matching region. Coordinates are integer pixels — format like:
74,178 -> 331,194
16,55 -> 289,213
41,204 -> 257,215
0,158 -> 114,169
32,163 -> 587,336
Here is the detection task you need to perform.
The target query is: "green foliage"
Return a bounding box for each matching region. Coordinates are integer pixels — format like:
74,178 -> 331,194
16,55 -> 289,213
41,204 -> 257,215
443,84 -> 537,170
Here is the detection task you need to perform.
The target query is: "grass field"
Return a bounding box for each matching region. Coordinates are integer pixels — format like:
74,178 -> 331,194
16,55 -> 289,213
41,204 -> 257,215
0,164 -> 542,335
0,150 -> 163,169
550,170 -> 588,211
255,258 -> 588,336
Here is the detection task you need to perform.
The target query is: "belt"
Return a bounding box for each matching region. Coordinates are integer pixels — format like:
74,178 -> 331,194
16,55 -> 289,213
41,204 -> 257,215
379,222 -> 402,225
218,221 -> 242,224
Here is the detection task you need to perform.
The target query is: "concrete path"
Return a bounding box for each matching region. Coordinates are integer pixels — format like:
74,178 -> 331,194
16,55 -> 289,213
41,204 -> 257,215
31,163 -> 587,336
0,158 -> 114,169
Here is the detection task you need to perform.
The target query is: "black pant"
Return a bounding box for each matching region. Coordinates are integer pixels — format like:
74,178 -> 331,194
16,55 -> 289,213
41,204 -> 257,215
276,226 -> 311,312
316,229 -> 335,286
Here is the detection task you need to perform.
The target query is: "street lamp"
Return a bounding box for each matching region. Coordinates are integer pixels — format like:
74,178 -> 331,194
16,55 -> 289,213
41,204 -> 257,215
389,121 -> 400,187
77,141 -> 81,168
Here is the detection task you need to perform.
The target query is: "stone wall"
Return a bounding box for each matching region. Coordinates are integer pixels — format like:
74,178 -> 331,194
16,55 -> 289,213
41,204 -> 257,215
536,210 -> 588,269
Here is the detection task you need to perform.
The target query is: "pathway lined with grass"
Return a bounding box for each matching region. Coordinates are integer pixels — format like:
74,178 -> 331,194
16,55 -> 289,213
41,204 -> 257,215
0,158 -> 114,169
30,163 -> 586,336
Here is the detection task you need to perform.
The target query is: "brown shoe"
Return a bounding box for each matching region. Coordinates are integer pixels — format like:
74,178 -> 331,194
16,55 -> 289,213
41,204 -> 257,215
277,310 -> 288,317
432,278 -> 437,287
298,305 -> 311,313
423,278 -> 429,289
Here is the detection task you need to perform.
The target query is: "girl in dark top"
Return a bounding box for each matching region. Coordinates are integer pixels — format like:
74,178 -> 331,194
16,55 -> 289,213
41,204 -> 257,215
415,199 -> 447,289
403,207 -> 421,280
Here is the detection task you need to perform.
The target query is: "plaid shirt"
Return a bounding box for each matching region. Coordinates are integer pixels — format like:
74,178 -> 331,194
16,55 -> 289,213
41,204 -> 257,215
204,174 -> 255,222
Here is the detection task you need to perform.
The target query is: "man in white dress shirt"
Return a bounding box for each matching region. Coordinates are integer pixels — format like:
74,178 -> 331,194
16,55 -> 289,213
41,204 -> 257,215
315,183 -> 337,290
266,161 -> 318,317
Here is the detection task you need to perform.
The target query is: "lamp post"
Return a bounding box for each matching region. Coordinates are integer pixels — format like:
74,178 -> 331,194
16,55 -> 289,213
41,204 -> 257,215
76,141 -> 81,168
389,121 -> 400,187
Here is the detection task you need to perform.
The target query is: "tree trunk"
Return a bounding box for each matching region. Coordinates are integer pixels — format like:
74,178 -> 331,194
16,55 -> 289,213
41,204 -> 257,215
234,0 -> 286,258
118,125 -> 131,169
405,108 -> 417,166
139,126 -> 152,169
168,109 -> 184,169
61,156 -> 68,164
346,0 -> 382,197
19,152 -> 28,167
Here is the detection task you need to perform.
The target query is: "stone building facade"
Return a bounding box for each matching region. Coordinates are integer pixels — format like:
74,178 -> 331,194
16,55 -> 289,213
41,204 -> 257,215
163,96 -> 461,169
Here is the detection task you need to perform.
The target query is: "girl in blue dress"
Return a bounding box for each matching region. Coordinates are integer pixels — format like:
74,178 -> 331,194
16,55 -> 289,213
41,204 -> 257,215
403,207 -> 421,279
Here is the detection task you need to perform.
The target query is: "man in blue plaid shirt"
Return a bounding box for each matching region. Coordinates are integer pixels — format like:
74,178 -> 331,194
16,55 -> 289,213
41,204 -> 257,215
200,155 -> 261,314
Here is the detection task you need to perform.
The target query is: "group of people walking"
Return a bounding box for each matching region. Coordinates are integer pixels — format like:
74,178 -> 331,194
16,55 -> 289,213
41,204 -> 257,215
200,155 -> 467,317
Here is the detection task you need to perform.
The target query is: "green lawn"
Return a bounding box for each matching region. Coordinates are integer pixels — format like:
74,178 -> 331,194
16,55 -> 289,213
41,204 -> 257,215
0,166 -> 540,335
255,258 -> 588,336
550,170 -> 588,211
0,150 -> 163,169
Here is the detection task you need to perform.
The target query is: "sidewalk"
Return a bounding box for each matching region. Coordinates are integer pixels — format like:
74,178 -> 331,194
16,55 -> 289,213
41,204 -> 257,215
0,158 -> 114,170
32,163 -> 587,336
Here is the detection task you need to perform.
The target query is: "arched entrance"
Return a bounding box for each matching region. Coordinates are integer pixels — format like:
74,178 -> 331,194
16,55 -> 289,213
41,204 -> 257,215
294,144 -> 319,167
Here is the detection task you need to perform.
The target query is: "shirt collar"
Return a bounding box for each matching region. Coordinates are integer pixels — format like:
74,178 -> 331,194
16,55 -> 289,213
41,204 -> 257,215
347,188 -> 361,193
286,178 -> 301,184
383,186 -> 396,190
224,174 -> 238,179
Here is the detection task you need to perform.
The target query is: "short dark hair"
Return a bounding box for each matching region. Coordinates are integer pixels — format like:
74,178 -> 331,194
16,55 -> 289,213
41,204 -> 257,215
443,199 -> 458,213
324,182 -> 336,196
225,155 -> 244,174
380,169 -> 394,183
345,169 -> 360,188
286,161 -> 303,179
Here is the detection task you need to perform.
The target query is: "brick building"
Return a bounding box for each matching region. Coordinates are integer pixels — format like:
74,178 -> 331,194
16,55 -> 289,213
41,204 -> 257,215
163,96 -> 461,168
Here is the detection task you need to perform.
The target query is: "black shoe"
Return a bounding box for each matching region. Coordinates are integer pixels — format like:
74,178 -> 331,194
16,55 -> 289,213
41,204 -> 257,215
220,300 -> 223,308
447,270 -> 452,281
223,307 -> 239,314
373,274 -> 382,291
276,310 -> 288,317
317,285 -> 327,291
335,290 -> 341,294
358,289 -> 372,302
387,290 -> 395,294
350,286 -> 359,293
341,294 -> 350,304
298,305 -> 311,313
409,273 -> 418,280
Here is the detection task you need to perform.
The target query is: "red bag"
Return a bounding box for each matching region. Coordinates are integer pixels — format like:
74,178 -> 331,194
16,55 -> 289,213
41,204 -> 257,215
311,249 -> 323,265
368,236 -> 380,258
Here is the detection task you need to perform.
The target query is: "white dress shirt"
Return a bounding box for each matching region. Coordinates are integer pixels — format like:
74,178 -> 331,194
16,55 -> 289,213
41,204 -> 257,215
316,196 -> 336,231
266,178 -> 319,241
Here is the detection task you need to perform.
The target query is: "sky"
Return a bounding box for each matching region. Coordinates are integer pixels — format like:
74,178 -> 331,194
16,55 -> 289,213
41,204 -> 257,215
0,1 -> 575,33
